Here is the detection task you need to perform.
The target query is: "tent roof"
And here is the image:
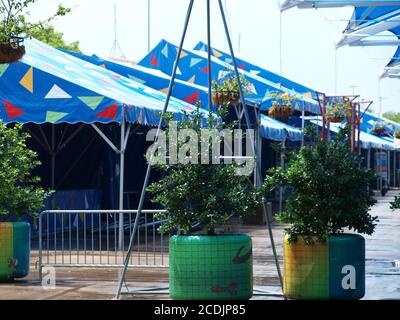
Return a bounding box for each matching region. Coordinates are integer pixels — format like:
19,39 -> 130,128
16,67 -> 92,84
338,4 -> 400,47
280,1 -> 400,10
138,39 -> 320,115
193,41 -> 317,100
63,48 -> 303,142
0,38 -> 208,125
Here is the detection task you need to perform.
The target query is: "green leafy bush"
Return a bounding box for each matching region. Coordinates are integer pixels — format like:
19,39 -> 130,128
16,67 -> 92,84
263,125 -> 378,244
147,104 -> 261,235
390,195 -> 400,210
0,1 -> 71,43
0,121 -> 51,220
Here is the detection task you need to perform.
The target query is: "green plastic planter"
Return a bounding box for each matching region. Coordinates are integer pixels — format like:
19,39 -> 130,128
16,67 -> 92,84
169,235 -> 253,300
0,222 -> 31,281
284,234 -> 365,300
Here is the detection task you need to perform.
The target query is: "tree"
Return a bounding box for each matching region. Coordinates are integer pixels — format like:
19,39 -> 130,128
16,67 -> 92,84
29,24 -> 80,53
263,125 -> 378,244
0,121 -> 51,220
1,1 -> 80,52
383,111 -> 400,124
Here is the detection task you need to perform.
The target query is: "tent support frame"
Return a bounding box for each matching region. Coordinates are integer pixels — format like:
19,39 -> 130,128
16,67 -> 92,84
115,0 -> 284,299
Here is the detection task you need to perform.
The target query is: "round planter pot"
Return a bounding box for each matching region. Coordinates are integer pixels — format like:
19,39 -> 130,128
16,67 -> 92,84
0,222 -> 31,281
283,234 -> 365,300
169,235 -> 253,300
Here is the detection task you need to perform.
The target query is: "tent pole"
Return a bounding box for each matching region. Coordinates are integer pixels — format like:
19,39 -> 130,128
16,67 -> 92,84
217,0 -> 284,293
388,150 -> 391,189
301,102 -> 305,147
279,139 -> 286,213
116,0 -> 195,299
119,106 -> 126,251
51,125 -> 55,189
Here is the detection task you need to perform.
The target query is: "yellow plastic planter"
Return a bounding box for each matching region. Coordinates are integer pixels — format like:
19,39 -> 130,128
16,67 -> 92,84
283,234 -> 365,300
0,222 -> 31,280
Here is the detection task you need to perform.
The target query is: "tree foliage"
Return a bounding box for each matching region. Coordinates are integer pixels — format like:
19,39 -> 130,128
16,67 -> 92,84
147,105 -> 261,235
0,1 -> 80,52
0,122 -> 51,220
263,125 -> 378,244
383,111 -> 400,125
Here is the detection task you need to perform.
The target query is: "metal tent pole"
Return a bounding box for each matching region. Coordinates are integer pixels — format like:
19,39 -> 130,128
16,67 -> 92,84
116,0 -> 195,299
279,139 -> 286,213
51,125 -> 56,189
118,106 -> 126,250
206,0 -> 213,113
217,0 -> 284,292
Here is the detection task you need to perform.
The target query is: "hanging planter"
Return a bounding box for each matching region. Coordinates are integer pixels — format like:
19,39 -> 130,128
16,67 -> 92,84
371,122 -> 387,136
268,105 -> 293,119
326,102 -> 351,123
0,37 -> 25,64
211,74 -> 249,107
395,128 -> 400,140
268,92 -> 297,120
212,90 -> 239,106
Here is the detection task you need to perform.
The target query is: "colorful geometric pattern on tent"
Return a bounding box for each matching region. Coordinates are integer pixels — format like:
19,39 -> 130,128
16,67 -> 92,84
60,49 -> 304,142
0,39 -> 211,126
193,41 -> 317,100
138,39 -> 320,115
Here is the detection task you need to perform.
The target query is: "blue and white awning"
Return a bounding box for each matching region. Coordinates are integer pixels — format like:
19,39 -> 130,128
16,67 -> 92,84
280,1 -> 400,11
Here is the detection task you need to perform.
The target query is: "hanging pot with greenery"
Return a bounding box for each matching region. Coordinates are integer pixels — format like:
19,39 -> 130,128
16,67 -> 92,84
326,101 -> 352,123
0,1 -> 70,63
263,125 -> 378,300
147,104 -> 261,300
0,122 -> 51,280
267,92 -> 295,120
212,74 -> 249,107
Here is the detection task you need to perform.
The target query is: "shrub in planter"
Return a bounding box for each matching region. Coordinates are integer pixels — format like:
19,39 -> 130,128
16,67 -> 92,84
264,125 -> 378,300
0,122 -> 51,280
148,105 -> 261,300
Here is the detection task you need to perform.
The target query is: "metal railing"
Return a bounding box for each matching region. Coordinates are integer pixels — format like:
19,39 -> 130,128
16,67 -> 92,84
38,210 -> 169,280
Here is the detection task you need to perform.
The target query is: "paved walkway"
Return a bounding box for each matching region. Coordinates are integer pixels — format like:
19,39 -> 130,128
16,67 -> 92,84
0,191 -> 399,300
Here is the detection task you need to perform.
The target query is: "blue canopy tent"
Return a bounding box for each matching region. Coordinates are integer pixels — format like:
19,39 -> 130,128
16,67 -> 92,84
61,48 -> 303,143
280,0 -> 400,10
337,5 -> 400,47
193,42 -> 317,100
0,38 -> 215,246
138,39 -> 320,114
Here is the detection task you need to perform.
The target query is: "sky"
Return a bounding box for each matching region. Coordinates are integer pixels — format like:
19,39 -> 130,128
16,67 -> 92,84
28,0 -> 400,114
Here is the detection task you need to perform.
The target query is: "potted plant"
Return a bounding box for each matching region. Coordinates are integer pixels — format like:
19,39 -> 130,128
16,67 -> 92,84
0,1 -> 70,63
212,74 -> 249,107
371,121 -> 387,136
0,122 -> 50,281
268,93 -> 295,119
394,128 -> 400,140
147,104 -> 261,300
263,125 -> 378,300
326,101 -> 352,123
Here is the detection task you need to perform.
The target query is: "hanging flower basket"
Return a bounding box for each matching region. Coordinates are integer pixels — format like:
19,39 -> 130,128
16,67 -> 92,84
326,102 -> 351,124
268,105 -> 293,119
212,91 -> 240,106
372,127 -> 385,135
0,37 -> 25,64
326,114 -> 345,123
